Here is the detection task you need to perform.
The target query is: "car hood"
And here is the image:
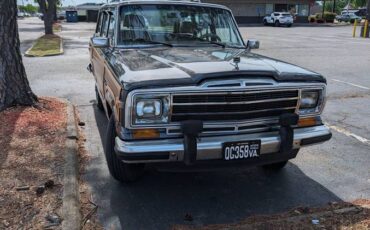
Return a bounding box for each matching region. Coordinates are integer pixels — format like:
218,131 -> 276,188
108,47 -> 325,90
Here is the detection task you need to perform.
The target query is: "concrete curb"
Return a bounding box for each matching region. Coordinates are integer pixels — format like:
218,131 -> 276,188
62,103 -> 81,230
25,36 -> 64,57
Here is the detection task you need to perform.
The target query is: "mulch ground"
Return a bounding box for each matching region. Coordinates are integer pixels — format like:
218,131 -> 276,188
0,97 -> 67,229
173,199 -> 370,230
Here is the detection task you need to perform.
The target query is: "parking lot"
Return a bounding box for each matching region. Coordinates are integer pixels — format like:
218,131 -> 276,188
19,18 -> 370,229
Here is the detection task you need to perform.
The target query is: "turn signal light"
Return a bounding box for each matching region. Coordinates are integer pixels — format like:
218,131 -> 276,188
298,117 -> 318,127
132,129 -> 160,139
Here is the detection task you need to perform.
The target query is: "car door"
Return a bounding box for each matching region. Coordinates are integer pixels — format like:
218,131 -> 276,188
91,10 -> 110,102
102,10 -> 120,115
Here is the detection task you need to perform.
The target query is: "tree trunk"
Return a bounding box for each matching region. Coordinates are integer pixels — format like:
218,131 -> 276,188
38,0 -> 56,35
0,0 -> 37,111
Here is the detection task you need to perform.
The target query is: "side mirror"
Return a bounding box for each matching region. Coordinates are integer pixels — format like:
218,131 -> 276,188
92,37 -> 109,48
247,39 -> 260,49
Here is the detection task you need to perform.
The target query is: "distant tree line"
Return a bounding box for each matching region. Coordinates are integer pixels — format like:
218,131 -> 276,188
323,0 -> 368,14
18,4 -> 39,14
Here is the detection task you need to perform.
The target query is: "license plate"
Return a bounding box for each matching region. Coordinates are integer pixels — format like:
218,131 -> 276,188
222,140 -> 261,161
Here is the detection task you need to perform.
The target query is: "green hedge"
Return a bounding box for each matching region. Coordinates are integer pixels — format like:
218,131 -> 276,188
323,12 -> 336,22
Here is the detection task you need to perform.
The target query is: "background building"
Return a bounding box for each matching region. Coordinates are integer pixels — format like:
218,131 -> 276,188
203,0 -> 314,23
63,3 -> 102,22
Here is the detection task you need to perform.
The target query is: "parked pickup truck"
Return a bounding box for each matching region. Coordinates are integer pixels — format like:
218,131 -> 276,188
89,0 -> 331,183
263,12 -> 294,27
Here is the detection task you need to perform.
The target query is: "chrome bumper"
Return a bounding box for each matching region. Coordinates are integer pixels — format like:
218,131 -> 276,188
115,125 -> 331,164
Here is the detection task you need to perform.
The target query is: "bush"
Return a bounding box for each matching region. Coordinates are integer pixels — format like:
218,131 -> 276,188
323,12 -> 336,23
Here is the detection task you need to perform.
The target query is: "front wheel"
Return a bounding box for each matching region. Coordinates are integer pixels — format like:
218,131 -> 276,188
287,24 -> 292,27
104,115 -> 145,183
261,149 -> 299,171
263,20 -> 268,26
275,20 -> 280,27
95,86 -> 104,111
262,161 -> 288,171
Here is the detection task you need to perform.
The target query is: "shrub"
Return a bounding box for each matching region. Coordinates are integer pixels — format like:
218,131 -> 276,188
323,12 -> 336,23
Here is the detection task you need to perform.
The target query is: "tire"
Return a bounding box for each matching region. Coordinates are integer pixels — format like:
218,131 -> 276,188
287,24 -> 292,27
95,86 -> 104,111
261,149 -> 299,171
275,20 -> 280,27
104,115 -> 145,183
262,161 -> 288,171
263,20 -> 268,26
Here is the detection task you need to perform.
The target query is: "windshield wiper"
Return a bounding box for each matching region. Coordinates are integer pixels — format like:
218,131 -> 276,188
123,38 -> 173,47
145,40 -> 173,47
204,41 -> 226,48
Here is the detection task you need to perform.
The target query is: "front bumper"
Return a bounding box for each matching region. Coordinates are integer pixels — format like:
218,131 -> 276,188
115,125 -> 331,164
279,20 -> 293,24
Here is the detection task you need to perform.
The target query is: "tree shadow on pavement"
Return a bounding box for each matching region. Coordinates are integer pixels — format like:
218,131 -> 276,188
89,105 -> 346,230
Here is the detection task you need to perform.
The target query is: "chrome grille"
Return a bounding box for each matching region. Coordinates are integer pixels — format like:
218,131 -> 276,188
171,90 -> 299,122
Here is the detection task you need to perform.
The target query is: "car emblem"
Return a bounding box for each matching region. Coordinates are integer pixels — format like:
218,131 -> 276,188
232,56 -> 240,70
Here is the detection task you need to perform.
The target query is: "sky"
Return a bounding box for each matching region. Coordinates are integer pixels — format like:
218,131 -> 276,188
17,0 -> 107,7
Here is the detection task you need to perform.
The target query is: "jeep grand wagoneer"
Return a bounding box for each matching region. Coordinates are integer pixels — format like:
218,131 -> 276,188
88,0 -> 332,183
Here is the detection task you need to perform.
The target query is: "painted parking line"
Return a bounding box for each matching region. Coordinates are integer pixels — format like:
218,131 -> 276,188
327,124 -> 370,145
332,79 -> 370,90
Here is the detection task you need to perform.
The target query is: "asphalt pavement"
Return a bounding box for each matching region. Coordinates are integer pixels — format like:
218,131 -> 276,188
19,17 -> 370,229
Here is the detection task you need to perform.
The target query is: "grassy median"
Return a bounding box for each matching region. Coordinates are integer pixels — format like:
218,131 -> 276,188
26,34 -> 63,57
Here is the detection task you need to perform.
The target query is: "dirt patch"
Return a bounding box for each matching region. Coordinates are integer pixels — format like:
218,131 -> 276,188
74,109 -> 103,230
172,200 -> 370,230
53,23 -> 62,33
0,97 -> 67,229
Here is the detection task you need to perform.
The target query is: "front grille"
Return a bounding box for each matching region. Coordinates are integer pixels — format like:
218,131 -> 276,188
171,90 -> 299,122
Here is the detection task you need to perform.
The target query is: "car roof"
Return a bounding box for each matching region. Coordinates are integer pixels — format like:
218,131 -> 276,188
101,0 -> 230,11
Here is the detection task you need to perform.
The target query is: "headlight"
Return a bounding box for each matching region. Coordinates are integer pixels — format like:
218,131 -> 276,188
133,95 -> 170,125
299,89 -> 324,115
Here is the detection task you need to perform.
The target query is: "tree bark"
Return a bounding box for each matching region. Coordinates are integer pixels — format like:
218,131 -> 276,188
367,0 -> 370,20
37,0 -> 56,35
0,0 -> 38,111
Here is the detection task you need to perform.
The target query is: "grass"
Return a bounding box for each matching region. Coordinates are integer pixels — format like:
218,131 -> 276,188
26,34 -> 62,57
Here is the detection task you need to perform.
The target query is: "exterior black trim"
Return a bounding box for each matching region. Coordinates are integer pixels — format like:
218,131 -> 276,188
124,70 -> 326,91
301,133 -> 332,146
115,147 -> 170,161
153,150 -> 299,172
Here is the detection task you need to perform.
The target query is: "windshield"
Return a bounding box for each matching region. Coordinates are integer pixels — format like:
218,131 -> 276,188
118,4 -> 244,48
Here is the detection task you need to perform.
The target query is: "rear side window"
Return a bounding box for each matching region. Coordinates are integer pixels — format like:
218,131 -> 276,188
282,13 -> 291,17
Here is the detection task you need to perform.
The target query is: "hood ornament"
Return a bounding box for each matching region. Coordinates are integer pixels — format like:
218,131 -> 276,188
232,56 -> 240,70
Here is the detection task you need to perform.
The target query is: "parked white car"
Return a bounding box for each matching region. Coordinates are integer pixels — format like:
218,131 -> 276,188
263,12 -> 293,27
